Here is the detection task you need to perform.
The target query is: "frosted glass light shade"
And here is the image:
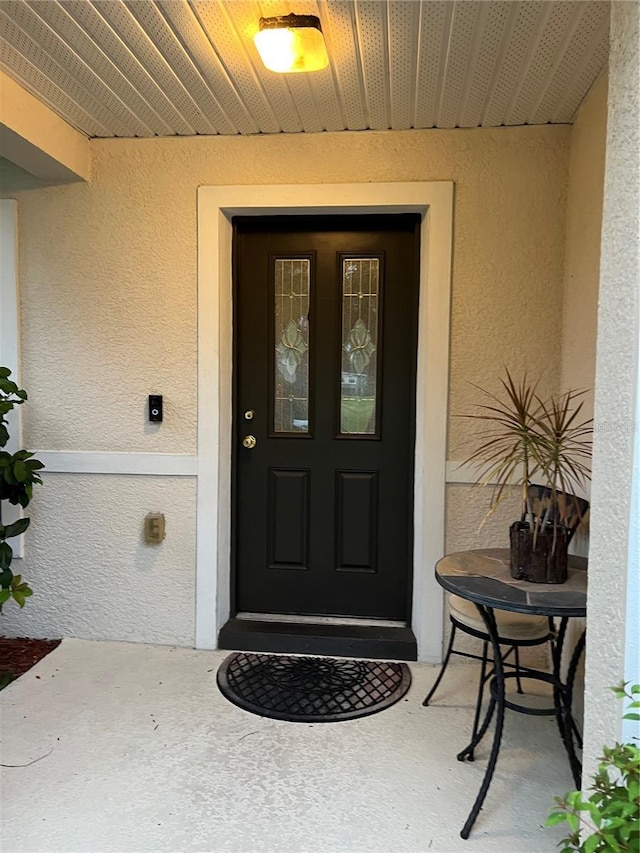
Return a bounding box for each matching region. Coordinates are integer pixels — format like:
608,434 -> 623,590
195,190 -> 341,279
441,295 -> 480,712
254,15 -> 329,73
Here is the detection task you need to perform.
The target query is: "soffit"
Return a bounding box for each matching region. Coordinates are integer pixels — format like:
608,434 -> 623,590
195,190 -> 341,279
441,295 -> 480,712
0,0 -> 610,138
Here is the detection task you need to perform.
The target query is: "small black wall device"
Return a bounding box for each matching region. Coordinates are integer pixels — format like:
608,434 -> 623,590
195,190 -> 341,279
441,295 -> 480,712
148,395 -> 163,423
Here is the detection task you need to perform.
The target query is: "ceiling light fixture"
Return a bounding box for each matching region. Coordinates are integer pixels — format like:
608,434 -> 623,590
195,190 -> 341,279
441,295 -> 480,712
254,14 -> 329,73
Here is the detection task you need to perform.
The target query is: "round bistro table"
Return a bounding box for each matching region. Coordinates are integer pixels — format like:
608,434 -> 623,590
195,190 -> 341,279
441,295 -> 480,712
435,548 -> 588,839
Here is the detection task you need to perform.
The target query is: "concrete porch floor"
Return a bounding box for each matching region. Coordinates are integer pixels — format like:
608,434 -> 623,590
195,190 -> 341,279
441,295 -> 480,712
0,640 -> 572,853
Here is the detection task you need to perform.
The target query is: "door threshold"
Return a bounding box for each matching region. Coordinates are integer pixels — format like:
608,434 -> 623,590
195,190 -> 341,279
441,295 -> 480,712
219,617 -> 417,661
236,611 -> 407,629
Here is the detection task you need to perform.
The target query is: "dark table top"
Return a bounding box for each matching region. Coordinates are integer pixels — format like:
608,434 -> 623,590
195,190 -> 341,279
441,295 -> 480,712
435,548 -> 588,617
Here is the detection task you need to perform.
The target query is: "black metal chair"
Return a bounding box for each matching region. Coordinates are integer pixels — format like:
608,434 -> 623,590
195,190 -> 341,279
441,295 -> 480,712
423,485 -> 589,758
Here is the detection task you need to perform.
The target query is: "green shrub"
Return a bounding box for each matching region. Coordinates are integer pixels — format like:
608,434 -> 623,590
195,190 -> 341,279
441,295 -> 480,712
0,367 -> 44,609
547,682 -> 640,852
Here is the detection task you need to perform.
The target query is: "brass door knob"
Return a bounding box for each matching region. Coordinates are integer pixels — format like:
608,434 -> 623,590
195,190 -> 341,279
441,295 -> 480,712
242,434 -> 257,449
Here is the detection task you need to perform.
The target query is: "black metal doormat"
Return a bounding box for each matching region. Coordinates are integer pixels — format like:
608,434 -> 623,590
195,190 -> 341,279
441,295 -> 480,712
217,652 -> 411,722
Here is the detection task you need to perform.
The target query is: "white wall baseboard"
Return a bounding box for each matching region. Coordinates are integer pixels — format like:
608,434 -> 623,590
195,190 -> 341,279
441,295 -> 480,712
35,451 -> 197,476
33,454 -> 482,483
445,462 -> 590,498
445,461 -> 483,484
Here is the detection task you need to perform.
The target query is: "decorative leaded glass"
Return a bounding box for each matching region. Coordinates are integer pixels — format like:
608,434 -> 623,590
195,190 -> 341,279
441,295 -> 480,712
274,259 -> 310,433
340,258 -> 380,435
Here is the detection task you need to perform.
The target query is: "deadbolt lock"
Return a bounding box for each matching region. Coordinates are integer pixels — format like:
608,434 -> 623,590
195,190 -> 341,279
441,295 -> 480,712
244,410 -> 255,420
242,434 -> 257,449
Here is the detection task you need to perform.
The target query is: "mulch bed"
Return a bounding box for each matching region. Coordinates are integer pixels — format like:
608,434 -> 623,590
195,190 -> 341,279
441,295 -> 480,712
0,637 -> 61,688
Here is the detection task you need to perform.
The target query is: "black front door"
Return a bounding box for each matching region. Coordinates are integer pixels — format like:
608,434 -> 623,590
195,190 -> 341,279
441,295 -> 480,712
233,215 -> 419,620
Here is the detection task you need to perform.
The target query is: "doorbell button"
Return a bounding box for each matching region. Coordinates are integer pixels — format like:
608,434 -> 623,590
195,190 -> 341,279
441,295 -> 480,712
149,395 -> 163,422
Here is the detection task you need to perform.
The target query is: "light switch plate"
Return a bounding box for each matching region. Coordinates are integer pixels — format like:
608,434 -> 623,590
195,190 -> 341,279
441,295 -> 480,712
144,512 -> 165,544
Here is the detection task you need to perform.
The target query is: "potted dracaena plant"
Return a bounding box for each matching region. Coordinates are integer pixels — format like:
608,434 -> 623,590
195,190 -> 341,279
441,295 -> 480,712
0,367 -> 44,609
459,369 -> 593,583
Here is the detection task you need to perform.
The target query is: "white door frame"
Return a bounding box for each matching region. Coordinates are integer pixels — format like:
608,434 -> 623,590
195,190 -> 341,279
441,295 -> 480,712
196,182 -> 453,662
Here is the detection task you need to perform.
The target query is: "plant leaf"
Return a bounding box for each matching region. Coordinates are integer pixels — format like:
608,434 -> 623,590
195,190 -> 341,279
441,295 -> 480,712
545,811 -> 568,826
11,589 -> 25,608
3,517 -> 30,538
0,541 -> 13,570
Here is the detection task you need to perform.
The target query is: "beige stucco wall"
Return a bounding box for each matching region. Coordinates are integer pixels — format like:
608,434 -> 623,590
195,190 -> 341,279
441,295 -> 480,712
583,0 -> 640,777
4,124 -> 571,644
16,125 -> 569,454
4,475 -> 196,645
560,74 -> 608,416
555,73 -> 608,725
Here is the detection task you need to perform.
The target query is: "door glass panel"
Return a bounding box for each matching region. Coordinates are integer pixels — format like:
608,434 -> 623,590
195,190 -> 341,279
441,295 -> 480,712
340,258 -> 380,435
274,258 -> 310,433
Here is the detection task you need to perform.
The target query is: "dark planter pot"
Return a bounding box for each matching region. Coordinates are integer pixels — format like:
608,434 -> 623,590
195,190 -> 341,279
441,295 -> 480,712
509,521 -> 569,584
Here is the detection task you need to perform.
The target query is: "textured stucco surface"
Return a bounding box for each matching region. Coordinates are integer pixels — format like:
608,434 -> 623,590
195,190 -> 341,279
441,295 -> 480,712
583,0 -> 640,777
445,484 -> 521,555
560,75 -> 607,419
557,73 -> 608,724
0,474 -> 196,645
0,640 -> 573,852
14,125 -> 570,454
10,124 -> 570,646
